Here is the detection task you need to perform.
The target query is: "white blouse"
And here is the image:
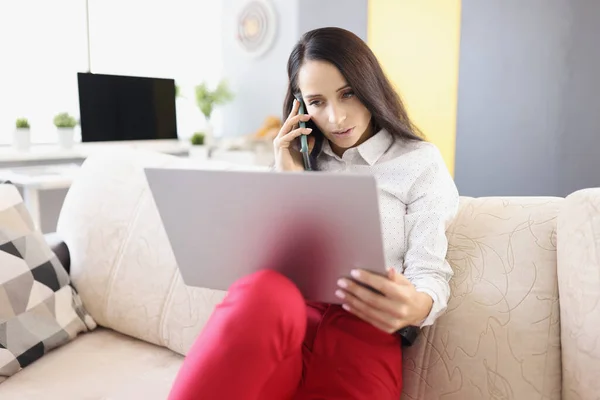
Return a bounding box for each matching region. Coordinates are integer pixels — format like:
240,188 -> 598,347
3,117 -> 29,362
316,129 -> 459,327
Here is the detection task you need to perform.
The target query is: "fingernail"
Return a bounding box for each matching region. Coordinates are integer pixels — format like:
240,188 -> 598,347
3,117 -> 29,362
335,290 -> 345,299
351,269 -> 360,279
342,304 -> 351,311
306,128 -> 312,132
337,279 -> 348,288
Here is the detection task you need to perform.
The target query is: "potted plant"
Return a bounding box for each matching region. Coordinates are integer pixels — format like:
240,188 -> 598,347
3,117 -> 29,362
53,112 -> 77,149
13,117 -> 31,152
195,79 -> 234,146
189,132 -> 208,159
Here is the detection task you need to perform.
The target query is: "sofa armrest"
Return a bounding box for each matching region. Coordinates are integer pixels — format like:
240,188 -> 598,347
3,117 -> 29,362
44,232 -> 70,274
558,188 -> 600,400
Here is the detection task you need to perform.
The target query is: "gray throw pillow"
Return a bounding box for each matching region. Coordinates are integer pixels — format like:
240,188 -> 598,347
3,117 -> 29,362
0,184 -> 96,383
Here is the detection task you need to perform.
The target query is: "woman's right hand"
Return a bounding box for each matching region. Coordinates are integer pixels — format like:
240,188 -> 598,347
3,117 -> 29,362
273,99 -> 315,171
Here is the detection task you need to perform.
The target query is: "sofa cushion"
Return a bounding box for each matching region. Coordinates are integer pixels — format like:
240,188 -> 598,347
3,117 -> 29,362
402,196 -> 563,400
0,185 -> 96,383
558,188 -> 600,400
0,328 -> 183,399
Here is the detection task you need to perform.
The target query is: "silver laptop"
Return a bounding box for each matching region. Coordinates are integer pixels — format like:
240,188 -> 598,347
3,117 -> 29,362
144,167 -> 387,304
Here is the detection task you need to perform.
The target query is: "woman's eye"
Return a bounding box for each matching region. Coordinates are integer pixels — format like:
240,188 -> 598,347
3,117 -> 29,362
342,91 -> 355,99
309,100 -> 322,107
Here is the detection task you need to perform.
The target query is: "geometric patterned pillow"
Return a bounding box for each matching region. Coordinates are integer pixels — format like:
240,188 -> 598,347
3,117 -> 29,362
0,184 -> 96,383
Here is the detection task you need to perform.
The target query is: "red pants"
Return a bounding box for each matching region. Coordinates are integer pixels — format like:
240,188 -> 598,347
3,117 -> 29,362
168,270 -> 403,400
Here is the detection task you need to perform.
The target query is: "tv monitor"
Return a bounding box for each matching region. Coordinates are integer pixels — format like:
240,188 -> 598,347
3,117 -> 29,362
77,72 -> 178,142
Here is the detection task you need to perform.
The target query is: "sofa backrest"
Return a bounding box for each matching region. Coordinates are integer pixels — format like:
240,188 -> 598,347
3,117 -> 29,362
57,150 -> 233,354
58,149 -> 564,400
402,195 -> 563,400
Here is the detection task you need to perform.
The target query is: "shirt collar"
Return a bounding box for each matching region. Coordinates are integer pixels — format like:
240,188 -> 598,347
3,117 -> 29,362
320,128 -> 394,166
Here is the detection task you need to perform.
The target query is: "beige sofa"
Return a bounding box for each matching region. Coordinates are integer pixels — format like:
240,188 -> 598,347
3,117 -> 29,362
0,149 -> 598,400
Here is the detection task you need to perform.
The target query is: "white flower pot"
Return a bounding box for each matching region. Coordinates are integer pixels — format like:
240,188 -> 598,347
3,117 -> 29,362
13,128 -> 31,152
189,145 -> 209,159
204,121 -> 214,147
57,127 -> 75,149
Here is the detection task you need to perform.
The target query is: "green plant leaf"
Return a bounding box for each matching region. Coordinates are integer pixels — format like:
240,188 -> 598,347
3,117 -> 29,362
53,112 -> 77,128
195,79 -> 234,119
190,132 -> 205,145
16,118 -> 30,129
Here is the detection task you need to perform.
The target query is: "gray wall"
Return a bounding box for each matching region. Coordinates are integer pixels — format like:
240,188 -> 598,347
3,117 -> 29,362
558,2 -> 600,196
298,0 -> 368,42
454,0 -> 600,197
220,0 -> 368,138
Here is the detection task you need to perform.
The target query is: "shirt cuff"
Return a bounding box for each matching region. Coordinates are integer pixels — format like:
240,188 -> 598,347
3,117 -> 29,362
414,287 -> 446,328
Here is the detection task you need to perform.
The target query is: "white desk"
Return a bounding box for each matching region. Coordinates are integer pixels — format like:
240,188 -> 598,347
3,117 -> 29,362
0,164 -> 81,229
0,140 -> 192,230
0,140 -> 273,230
0,139 -> 191,164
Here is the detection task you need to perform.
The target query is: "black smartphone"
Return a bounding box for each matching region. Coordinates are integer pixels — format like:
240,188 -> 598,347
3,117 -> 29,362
294,95 -> 312,171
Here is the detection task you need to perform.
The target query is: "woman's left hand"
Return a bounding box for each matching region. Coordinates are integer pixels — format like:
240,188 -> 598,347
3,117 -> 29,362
335,268 -> 434,334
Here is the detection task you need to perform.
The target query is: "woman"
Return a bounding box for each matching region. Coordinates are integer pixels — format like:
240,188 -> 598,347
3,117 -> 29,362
169,27 -> 459,400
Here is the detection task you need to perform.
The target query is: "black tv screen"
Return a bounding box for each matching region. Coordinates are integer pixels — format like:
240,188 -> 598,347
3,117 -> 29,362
77,72 -> 178,142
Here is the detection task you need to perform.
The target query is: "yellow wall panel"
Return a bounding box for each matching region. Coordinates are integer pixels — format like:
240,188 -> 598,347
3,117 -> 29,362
368,0 -> 462,175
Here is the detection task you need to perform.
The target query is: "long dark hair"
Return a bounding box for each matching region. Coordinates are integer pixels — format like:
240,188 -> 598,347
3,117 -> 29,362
283,27 -> 424,159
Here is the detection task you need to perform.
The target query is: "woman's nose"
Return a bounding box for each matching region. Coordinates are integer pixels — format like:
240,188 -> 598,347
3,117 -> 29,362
328,105 -> 347,125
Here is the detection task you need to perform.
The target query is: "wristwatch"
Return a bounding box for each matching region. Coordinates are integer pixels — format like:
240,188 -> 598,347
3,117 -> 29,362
396,325 -> 419,347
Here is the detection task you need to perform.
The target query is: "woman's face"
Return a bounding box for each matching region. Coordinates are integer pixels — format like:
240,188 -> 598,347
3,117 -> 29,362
297,60 -> 373,157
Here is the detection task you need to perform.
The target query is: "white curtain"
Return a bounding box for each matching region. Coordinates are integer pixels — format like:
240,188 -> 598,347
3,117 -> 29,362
0,0 -> 223,145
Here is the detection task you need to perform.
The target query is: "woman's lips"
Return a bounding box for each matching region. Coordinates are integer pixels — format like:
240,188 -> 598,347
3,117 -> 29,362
332,127 -> 354,137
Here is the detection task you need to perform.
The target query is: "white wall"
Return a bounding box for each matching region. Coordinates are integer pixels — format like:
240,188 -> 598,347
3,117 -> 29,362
1,0 -> 368,235
219,0 -> 298,138
0,0 -> 88,145
0,0 -> 367,144
88,0 -> 223,141
218,0 -> 368,138
0,0 -> 223,145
